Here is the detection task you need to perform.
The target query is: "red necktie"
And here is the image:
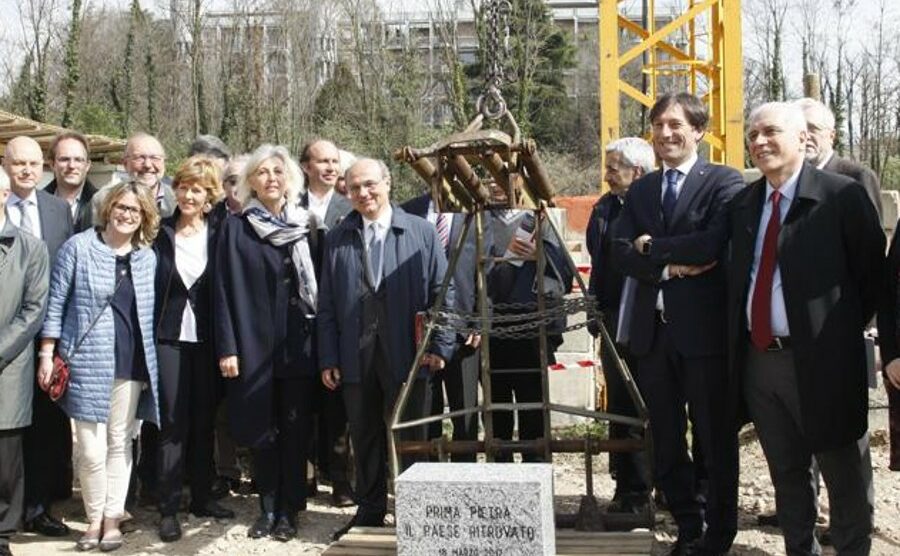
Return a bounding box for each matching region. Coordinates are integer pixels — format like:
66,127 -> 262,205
751,190 -> 782,351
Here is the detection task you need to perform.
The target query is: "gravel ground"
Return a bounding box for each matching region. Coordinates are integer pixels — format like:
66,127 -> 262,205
11,384 -> 899,556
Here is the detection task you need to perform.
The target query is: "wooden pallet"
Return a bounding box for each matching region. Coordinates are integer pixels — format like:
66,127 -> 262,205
322,527 -> 654,555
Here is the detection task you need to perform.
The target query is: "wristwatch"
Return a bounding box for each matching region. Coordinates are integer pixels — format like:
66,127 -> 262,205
641,238 -> 652,255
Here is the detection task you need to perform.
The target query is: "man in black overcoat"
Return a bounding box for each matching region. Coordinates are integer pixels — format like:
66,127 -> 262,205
727,102 -> 883,556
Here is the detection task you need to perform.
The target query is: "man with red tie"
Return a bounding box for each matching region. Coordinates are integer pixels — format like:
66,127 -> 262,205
726,102 -> 883,556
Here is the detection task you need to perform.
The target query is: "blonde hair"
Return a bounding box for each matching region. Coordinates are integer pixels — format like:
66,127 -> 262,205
237,144 -> 303,207
96,182 -> 160,247
173,155 -> 224,205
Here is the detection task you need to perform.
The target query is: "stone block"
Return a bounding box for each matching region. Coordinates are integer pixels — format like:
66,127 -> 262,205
396,463 -> 556,556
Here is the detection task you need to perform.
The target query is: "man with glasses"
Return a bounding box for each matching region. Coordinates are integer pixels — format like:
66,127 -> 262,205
2,136 -> 73,539
45,132 -> 97,233
318,158 -> 455,540
95,132 -> 175,218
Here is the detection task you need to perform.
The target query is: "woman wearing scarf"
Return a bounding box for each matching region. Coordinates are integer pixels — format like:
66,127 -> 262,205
213,144 -> 318,542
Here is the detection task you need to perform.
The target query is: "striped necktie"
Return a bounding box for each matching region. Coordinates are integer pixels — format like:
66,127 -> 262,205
435,212 -> 450,252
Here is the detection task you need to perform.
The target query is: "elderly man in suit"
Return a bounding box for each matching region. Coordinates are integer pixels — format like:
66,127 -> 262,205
2,136 -> 73,538
299,139 -> 355,505
586,137 -> 656,514
318,158 -> 455,539
402,192 -> 493,462
794,97 -> 882,220
0,168 -> 50,556
727,101 -> 883,556
44,132 -> 98,234
612,93 -> 744,556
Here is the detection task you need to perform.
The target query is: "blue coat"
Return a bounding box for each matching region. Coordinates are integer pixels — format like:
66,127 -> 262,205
317,207 -> 456,384
42,229 -> 160,425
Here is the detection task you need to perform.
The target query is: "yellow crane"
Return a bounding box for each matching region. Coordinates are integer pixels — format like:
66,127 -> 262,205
598,0 -> 744,174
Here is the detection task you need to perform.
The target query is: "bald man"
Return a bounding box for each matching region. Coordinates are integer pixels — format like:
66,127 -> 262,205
2,136 -> 73,538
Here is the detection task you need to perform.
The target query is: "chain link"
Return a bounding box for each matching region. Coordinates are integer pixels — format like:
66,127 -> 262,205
428,297 -> 601,340
477,0 -> 511,119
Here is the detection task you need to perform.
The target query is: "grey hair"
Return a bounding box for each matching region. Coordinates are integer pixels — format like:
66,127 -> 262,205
793,97 -> 835,130
344,158 -> 392,184
748,102 -> 808,136
605,137 -> 656,173
237,144 -> 304,207
338,149 -> 358,174
189,134 -> 231,160
0,169 -> 9,191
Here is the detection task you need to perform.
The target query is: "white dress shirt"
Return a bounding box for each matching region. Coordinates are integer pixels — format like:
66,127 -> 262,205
362,206 -> 392,284
656,153 -> 699,312
307,188 -> 334,225
6,190 -> 42,240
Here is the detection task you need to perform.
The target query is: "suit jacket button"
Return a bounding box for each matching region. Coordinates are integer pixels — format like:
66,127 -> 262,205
290,297 -> 299,306
283,257 -> 291,265
283,277 -> 291,285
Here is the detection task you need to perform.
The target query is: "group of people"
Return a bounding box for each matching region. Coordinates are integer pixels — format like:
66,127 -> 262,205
587,93 -> 898,556
0,126 -> 571,554
1,90 -> 898,556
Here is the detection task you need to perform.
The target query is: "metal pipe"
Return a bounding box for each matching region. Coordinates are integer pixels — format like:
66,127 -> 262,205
394,438 -> 645,456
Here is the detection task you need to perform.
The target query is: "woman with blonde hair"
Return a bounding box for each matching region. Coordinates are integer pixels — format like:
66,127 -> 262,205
39,182 -> 160,552
153,156 -> 234,542
214,144 -> 318,541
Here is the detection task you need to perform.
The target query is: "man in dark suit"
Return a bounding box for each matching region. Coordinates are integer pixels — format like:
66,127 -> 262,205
795,97 -> 882,220
44,132 -> 98,234
728,102 -> 882,556
299,139 -> 355,506
612,93 -> 744,556
318,158 -> 455,539
402,193 -> 491,462
586,137 -> 655,513
2,136 -> 73,538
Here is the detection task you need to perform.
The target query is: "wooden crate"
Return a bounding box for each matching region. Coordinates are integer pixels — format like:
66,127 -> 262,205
322,527 -> 654,555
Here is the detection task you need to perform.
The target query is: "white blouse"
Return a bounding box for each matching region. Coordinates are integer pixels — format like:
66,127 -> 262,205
175,225 -> 208,343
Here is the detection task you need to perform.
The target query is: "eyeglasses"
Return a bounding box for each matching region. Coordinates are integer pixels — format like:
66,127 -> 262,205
348,179 -> 384,196
112,203 -> 142,217
223,176 -> 239,187
128,154 -> 164,164
56,156 -> 88,165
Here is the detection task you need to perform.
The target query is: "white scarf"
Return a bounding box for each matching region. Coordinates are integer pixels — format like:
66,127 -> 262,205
243,198 -> 318,316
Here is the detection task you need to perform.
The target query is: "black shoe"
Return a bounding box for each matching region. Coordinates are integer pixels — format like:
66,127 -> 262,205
210,477 -> 231,500
757,512 -> 780,527
24,512 -> 70,537
666,536 -> 699,556
158,515 -> 182,542
0,544 -> 12,556
331,483 -> 355,508
248,513 -> 276,539
271,515 -> 297,542
332,514 -> 383,541
190,500 -> 235,519
819,526 -> 832,546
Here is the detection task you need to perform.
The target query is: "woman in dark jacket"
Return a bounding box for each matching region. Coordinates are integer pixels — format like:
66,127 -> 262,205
214,144 -> 318,542
877,220 -> 900,472
153,156 -> 234,542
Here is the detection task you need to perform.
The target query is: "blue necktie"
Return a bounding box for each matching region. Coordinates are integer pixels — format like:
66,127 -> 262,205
662,169 -> 680,226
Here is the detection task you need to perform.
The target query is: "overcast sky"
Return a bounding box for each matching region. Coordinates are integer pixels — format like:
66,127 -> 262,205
0,0 -> 895,99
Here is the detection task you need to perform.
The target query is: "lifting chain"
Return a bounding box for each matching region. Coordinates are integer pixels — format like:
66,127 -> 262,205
429,297 -> 601,340
476,0 -> 511,120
